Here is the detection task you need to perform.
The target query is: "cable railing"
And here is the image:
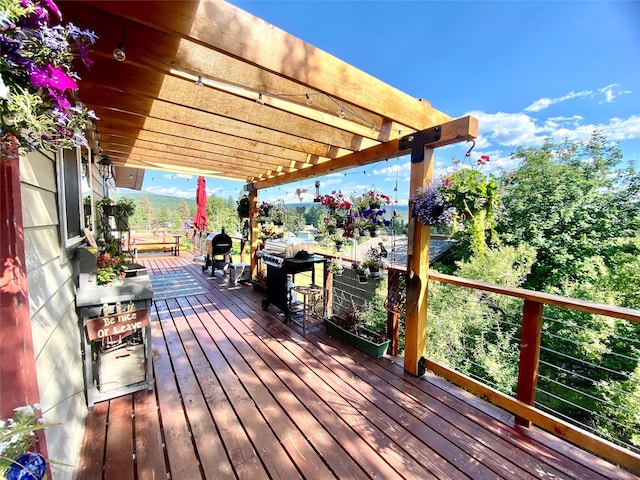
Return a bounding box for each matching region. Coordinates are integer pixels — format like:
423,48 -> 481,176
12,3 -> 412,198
423,270 -> 640,473
283,253 -> 640,472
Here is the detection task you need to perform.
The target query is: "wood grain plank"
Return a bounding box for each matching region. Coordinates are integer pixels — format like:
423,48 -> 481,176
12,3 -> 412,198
162,298 -> 235,479
151,301 -> 202,479
174,298 -> 270,480
133,390 -> 167,480
181,302 -> 304,480
180,296 -> 336,479
76,400 -> 108,480
103,396 -> 134,480
203,286 -> 407,479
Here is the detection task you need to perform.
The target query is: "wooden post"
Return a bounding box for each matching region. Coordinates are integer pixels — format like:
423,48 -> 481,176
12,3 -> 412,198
248,189 -> 258,280
324,262 -> 333,318
404,147 -> 434,376
0,141 -> 46,459
386,269 -> 401,356
516,299 -> 544,426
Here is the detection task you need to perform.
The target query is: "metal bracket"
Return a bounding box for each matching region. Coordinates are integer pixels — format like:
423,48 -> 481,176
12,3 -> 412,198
417,356 -> 427,377
398,125 -> 442,163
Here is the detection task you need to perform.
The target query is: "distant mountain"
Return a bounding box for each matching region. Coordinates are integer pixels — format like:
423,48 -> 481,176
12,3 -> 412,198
117,192 -> 196,211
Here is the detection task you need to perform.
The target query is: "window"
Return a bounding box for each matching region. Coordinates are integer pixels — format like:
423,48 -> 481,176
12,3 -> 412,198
56,148 -> 85,248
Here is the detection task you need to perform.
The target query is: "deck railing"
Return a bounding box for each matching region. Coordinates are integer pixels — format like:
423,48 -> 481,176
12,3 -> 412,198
301,255 -> 640,474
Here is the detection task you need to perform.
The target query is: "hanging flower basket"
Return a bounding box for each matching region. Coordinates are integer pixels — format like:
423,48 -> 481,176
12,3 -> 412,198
237,196 -> 250,218
368,267 -> 381,279
0,0 -> 98,152
411,155 -> 499,256
257,201 -> 273,218
353,190 -> 391,213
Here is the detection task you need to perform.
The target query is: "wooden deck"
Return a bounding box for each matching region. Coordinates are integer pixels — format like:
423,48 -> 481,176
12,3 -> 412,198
77,254 -> 636,480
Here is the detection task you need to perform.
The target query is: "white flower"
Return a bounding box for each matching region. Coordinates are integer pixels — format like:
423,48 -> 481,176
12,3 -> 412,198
0,74 -> 9,100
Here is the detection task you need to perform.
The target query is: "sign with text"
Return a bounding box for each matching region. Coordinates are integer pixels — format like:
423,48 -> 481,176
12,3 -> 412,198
86,309 -> 149,341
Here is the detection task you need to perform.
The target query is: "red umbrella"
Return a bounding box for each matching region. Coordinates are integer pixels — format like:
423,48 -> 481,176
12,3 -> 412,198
193,176 -> 208,232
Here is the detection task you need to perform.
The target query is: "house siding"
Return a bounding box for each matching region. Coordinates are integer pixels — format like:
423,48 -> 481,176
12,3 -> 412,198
21,149 -> 87,480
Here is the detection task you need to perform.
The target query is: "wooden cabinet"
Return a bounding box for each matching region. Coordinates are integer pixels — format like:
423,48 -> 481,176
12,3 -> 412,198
76,272 -> 154,409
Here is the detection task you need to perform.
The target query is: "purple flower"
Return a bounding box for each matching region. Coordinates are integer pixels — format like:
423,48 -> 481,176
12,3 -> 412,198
412,183 -> 457,226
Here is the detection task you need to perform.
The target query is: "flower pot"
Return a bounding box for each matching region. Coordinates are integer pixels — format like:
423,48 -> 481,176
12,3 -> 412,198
324,317 -> 390,358
333,269 -> 344,276
5,452 -> 47,480
335,242 -> 344,252
368,228 -> 378,237
358,274 -> 368,284
369,268 -> 381,279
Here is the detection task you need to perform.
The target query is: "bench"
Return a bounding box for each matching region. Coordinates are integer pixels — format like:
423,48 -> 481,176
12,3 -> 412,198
128,235 -> 181,260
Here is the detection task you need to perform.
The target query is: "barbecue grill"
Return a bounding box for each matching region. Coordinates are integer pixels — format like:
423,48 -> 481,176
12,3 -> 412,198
259,238 -> 325,322
203,229 -> 232,275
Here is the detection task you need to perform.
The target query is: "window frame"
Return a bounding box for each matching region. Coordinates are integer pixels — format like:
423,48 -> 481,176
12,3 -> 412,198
56,147 -> 86,249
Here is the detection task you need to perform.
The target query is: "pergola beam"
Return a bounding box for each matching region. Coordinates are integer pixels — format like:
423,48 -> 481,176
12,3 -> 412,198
253,116 -> 478,189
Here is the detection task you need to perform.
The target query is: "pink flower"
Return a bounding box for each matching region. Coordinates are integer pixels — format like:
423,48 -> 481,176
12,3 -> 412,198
29,64 -> 78,91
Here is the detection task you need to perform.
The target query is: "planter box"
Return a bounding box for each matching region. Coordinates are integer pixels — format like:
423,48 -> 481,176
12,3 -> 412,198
324,317 -> 389,358
252,280 -> 267,293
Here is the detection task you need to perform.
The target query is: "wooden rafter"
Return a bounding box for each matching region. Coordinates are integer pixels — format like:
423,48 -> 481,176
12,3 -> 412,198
61,0 -> 455,184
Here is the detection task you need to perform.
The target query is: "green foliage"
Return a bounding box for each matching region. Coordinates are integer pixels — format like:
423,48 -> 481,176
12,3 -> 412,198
428,245 -> 536,393
442,168 -> 500,256
206,195 -> 237,233
497,130 -> 640,291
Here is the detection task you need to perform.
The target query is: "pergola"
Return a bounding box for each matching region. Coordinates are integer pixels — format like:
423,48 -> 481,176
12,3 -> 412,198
62,0 -> 477,374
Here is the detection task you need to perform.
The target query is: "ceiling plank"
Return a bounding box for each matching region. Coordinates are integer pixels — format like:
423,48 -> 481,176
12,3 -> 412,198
63,2 -> 397,138
97,127 -> 315,165
98,132 -> 312,170
79,1 -> 451,130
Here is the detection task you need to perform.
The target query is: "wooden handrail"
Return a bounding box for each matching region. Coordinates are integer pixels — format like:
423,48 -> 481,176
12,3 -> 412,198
428,270 -> 640,323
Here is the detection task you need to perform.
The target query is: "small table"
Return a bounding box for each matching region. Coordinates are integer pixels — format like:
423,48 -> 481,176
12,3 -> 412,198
289,284 -> 325,333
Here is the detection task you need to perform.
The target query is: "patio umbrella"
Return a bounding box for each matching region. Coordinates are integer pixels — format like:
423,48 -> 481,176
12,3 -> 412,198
193,176 -> 208,250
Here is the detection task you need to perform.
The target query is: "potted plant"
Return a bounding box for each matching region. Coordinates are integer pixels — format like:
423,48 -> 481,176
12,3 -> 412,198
411,154 -> 499,256
329,258 -> 344,276
0,404 -> 53,480
352,190 -> 391,212
257,200 -> 273,218
361,246 -> 386,279
83,195 -> 92,217
324,301 -> 390,358
272,203 -> 285,226
94,252 -> 128,286
353,262 -> 368,284
96,197 -> 115,217
237,196 -> 250,218
115,197 -> 135,231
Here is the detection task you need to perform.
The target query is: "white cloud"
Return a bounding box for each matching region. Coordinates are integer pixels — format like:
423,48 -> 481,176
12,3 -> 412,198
144,185 -> 193,198
467,110 -> 542,147
524,84 -> 632,112
597,115 -> 640,141
525,89 -> 593,112
598,83 -> 631,103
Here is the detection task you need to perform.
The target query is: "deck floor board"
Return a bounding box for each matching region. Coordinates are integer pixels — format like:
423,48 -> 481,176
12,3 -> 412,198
76,254 -> 637,480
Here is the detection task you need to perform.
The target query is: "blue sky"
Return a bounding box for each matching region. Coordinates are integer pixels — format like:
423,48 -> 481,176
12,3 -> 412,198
120,1 -> 640,206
